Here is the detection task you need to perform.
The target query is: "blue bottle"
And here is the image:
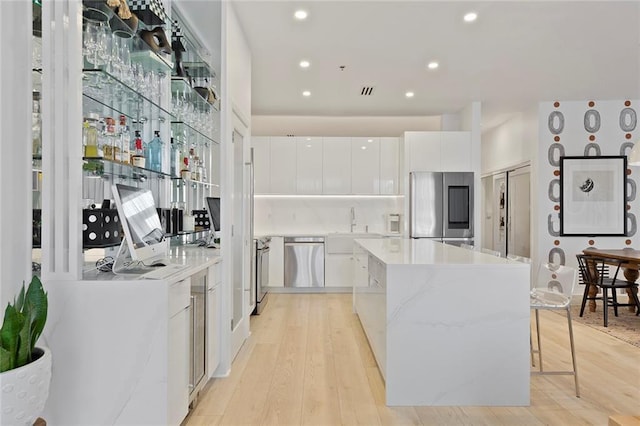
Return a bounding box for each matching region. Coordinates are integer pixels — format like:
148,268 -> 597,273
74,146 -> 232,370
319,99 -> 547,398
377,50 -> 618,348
148,130 -> 163,172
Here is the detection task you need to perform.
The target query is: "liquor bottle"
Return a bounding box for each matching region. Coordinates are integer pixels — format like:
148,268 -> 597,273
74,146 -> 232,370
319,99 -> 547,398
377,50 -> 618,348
118,115 -> 131,164
170,136 -> 181,177
148,130 -> 163,172
131,130 -> 146,168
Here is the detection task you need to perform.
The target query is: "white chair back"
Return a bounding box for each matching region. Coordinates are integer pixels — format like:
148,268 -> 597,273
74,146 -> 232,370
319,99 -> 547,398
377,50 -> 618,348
507,254 -> 531,264
534,262 -> 578,299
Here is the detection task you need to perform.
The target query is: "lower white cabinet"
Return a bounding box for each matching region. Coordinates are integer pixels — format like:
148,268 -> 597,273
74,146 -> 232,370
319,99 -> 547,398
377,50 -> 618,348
207,262 -> 222,378
325,254 -> 354,287
168,278 -> 190,426
268,236 -> 284,287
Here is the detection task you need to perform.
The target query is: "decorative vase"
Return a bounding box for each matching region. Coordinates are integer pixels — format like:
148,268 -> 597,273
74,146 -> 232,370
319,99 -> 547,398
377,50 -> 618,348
0,347 -> 52,426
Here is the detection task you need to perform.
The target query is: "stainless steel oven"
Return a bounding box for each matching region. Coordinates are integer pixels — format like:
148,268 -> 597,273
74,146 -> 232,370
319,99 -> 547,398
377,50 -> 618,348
253,237 -> 270,315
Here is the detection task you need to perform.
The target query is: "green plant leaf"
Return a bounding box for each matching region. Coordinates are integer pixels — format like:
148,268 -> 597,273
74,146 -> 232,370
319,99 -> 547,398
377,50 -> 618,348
14,284 -> 25,313
0,346 -> 12,372
25,276 -> 47,353
16,309 -> 31,366
0,304 -> 25,371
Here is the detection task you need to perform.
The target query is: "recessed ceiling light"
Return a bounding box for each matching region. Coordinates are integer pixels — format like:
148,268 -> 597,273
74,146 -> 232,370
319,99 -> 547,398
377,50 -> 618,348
302,90 -> 311,97
361,146 -> 367,150
299,60 -> 310,68
306,144 -> 312,148
427,61 -> 439,70
405,91 -> 415,98
294,10 -> 308,20
367,139 -> 373,142
463,12 -> 477,22
306,137 -> 311,141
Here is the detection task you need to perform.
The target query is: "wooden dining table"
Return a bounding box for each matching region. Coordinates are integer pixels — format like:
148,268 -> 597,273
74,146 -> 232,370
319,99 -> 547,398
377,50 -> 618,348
581,248 -> 640,312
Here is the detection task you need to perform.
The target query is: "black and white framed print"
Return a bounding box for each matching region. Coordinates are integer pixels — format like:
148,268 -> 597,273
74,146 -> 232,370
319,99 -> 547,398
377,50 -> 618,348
560,156 -> 627,236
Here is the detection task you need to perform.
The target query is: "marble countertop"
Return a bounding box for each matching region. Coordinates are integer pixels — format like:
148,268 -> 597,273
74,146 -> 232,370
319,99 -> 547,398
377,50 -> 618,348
82,244 -> 222,281
355,238 -> 523,266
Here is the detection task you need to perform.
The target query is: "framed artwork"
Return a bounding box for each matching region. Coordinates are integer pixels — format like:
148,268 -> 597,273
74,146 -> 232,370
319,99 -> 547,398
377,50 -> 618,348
560,156 -> 627,236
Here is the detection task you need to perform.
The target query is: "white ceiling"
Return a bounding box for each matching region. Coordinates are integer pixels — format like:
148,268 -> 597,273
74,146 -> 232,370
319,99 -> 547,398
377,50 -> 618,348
227,0 -> 640,130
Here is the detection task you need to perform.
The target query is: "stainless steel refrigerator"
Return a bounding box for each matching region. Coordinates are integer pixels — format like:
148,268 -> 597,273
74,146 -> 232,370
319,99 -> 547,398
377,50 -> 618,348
409,171 -> 474,245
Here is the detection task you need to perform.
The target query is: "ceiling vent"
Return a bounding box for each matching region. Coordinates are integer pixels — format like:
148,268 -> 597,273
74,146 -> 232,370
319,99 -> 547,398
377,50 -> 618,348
286,134 -> 295,137
360,86 -> 375,96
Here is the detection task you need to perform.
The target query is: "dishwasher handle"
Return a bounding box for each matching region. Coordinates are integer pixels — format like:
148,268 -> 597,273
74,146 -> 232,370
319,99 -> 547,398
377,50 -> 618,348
284,236 -> 325,243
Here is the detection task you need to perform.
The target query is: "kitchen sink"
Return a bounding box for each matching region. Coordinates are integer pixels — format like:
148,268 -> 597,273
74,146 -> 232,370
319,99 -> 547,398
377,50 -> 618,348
326,232 -> 381,254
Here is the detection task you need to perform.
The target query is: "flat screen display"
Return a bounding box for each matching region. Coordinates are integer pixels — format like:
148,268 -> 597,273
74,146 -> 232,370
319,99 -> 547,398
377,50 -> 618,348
114,184 -> 164,249
205,197 -> 221,231
448,186 -> 470,228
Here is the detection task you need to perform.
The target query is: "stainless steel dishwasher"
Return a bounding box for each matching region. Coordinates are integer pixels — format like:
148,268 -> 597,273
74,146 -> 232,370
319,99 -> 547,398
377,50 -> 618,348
284,236 -> 325,287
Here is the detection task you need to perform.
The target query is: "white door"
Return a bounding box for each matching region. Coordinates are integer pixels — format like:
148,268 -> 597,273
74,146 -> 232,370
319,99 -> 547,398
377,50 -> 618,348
507,166 -> 531,258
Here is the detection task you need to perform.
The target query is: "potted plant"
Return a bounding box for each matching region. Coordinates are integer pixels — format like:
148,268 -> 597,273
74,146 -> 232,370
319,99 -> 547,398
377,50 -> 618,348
0,276 -> 51,426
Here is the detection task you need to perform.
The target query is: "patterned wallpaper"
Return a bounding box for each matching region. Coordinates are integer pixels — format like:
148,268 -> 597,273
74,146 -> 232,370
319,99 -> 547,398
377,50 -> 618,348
538,100 -> 639,271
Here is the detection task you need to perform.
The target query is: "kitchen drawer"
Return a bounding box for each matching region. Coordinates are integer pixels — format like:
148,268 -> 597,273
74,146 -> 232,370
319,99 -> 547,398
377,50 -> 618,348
169,278 -> 191,317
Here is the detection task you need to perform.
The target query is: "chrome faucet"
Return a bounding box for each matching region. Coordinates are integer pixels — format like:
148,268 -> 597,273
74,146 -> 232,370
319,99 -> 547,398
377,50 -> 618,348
350,207 -> 356,232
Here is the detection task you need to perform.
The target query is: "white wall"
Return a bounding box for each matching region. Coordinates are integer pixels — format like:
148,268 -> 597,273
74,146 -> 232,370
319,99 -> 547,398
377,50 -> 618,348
219,0 -> 252,373
254,196 -> 403,236
0,1 -> 35,306
252,115 -> 441,137
481,109 -> 537,174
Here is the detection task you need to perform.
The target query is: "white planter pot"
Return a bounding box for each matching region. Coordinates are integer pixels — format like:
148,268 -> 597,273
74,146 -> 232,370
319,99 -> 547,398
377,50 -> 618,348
0,347 -> 52,426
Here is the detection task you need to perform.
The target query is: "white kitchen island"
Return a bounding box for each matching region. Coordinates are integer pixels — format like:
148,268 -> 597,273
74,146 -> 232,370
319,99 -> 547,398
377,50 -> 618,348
353,238 -> 530,406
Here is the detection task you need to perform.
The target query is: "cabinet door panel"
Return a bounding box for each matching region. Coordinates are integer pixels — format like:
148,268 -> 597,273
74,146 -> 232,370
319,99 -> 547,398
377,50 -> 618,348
322,137 -> 351,194
207,285 -> 220,378
406,132 -> 441,172
268,236 -> 284,287
168,307 -> 189,425
380,137 -> 399,195
270,137 -> 297,194
252,136 -> 270,194
297,137 -> 323,194
351,137 -> 380,194
440,132 -> 472,171
325,254 -> 354,287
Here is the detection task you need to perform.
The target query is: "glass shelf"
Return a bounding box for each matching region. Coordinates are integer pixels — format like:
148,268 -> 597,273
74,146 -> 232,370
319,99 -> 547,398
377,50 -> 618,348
83,157 -> 173,180
172,77 -> 217,113
171,121 -> 218,146
82,69 -> 173,123
182,62 -> 216,80
172,177 -> 219,188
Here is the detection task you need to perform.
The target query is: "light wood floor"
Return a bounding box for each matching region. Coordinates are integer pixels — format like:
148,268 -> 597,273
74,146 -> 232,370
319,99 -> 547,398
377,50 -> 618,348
185,294 -> 640,426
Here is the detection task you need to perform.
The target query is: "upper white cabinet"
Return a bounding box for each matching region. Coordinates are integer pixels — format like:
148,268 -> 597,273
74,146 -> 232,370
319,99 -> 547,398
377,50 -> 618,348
441,132 -> 472,171
297,137 -> 323,194
323,137 -> 352,194
351,137 -> 380,194
379,137 -> 399,195
270,137 -> 297,194
405,131 -> 471,172
252,136 -> 270,194
252,135 -> 402,195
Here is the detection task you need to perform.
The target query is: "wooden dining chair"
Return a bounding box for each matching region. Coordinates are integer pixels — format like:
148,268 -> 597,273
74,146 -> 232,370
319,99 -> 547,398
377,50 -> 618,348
575,254 -> 640,327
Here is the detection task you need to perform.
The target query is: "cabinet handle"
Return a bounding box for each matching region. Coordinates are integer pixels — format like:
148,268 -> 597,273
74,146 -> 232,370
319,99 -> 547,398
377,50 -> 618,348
190,295 -> 196,389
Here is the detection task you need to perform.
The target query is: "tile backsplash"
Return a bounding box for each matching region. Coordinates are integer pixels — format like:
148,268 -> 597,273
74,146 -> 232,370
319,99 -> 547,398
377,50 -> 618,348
254,196 -> 404,236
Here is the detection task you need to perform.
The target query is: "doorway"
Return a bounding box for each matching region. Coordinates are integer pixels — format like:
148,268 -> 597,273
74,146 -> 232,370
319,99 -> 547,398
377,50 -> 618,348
481,164 -> 531,258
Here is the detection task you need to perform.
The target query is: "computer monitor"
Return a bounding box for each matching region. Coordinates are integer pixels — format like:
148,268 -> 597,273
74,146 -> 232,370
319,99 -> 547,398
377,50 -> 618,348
204,197 -> 220,248
205,197 -> 221,232
111,183 -> 168,271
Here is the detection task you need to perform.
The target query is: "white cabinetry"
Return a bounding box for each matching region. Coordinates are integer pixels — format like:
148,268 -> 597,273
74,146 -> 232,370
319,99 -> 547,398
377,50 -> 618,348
270,137 -> 297,194
379,137 -> 399,194
168,278 -> 191,426
252,137 -> 270,194
268,236 -> 284,287
405,131 -> 471,172
323,137 -> 352,194
325,254 -> 353,287
207,262 -> 222,378
441,132 -> 472,171
297,137 -> 323,194
351,137 -> 380,194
